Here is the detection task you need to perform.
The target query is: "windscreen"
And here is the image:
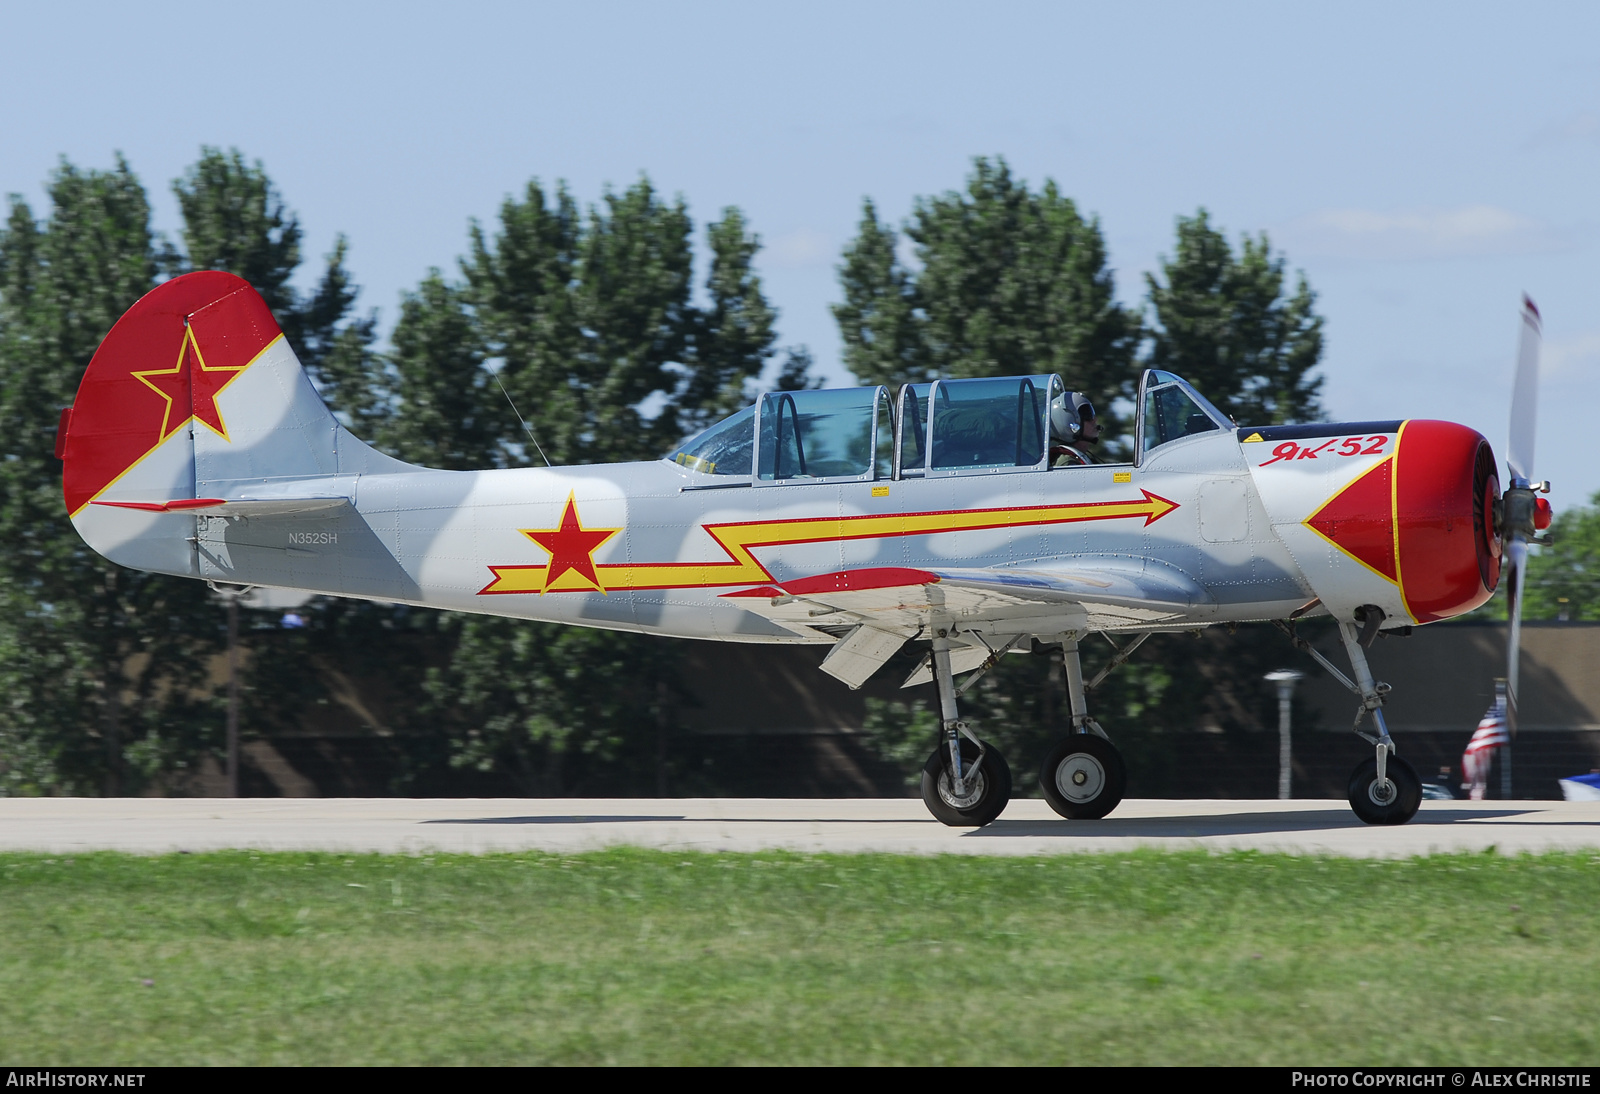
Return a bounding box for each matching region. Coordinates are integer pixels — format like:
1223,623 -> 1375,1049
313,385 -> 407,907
668,405 -> 754,475
1142,383 -> 1220,453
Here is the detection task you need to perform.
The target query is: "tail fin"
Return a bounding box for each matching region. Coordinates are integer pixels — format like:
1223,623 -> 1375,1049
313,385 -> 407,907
62,270 -> 410,577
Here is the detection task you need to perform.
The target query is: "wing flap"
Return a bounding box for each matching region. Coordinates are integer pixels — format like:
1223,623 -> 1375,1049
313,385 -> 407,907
818,624 -> 913,690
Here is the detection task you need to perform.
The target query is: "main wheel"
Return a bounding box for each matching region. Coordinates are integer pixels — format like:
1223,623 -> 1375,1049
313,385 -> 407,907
1347,754 -> 1422,825
1040,734 -> 1127,820
920,738 -> 1012,827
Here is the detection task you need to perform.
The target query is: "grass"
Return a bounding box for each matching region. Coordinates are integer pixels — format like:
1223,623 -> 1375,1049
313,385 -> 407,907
1,848 -> 1597,1065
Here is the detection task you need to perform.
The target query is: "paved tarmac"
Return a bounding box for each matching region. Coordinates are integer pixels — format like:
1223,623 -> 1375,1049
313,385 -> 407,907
2,797 -> 1598,857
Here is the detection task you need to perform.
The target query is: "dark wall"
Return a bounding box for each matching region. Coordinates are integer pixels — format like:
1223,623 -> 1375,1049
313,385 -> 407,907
225,622 -> 1600,799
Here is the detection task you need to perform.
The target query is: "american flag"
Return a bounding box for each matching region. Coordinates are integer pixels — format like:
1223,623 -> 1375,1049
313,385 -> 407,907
1466,705 -> 1510,757
1462,700 -> 1509,797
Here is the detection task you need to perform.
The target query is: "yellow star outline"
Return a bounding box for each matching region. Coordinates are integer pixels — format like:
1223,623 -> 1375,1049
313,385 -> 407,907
131,324 -> 249,443
519,493 -> 623,594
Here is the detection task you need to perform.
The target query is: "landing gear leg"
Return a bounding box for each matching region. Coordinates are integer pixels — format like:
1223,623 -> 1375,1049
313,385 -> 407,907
1335,616 -> 1421,825
919,628 -> 1011,827
1040,635 -> 1127,820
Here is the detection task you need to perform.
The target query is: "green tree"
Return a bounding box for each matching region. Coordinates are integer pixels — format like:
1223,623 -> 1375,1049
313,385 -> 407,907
173,147 -> 300,315
1145,209 -> 1325,426
171,148 -> 421,793
834,158 -> 1141,440
381,273 -> 498,469
463,177 -> 797,465
677,207 -> 776,434
414,177 -> 797,793
1525,497 -> 1600,620
173,147 -> 384,428
0,158 -> 221,796
833,199 -> 923,390
461,179 -> 582,467
569,179 -> 695,461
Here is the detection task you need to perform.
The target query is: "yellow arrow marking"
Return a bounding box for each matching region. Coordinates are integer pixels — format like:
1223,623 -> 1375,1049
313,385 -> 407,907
481,490 -> 1179,595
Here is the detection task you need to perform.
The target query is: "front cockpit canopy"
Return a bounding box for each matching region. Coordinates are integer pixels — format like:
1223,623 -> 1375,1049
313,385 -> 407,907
1138,369 -> 1230,454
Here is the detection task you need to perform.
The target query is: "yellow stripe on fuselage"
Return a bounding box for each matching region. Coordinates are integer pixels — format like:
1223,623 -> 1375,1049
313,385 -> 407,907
480,491 -> 1177,595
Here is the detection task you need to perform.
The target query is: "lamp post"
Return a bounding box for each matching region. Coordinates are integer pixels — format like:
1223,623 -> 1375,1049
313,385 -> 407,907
1264,669 -> 1304,800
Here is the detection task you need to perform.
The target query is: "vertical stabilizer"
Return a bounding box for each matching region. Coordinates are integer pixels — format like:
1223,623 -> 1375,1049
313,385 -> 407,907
61,271 -> 411,577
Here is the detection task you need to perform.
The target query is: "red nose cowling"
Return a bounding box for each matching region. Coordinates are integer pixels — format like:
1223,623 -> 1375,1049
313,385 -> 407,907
1395,420 -> 1500,623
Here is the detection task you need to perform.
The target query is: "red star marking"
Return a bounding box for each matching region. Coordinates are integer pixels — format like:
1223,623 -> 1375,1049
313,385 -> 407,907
131,326 -> 246,442
521,494 -> 621,594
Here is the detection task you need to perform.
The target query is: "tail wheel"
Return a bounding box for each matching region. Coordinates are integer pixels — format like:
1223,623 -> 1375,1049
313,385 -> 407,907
1347,754 -> 1423,825
1040,734 -> 1127,820
920,738 -> 1012,827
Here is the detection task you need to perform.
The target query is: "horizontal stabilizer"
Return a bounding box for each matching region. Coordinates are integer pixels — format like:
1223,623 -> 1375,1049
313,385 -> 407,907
93,496 -> 352,518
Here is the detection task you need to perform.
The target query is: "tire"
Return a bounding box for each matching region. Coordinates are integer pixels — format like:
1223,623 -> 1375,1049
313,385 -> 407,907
1040,734 -> 1127,820
920,738 -> 1012,827
1347,754 -> 1422,825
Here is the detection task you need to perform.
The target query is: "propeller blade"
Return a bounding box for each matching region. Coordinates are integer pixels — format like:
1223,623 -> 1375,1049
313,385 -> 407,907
1505,537 -> 1526,737
1507,295 -> 1541,485
1503,296 -> 1543,745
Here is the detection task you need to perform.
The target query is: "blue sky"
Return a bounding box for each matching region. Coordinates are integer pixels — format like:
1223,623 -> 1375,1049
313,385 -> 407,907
5,1 -> 1598,505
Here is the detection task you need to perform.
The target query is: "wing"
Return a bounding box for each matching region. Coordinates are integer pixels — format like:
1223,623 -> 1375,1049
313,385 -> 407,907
722,560 -> 1212,689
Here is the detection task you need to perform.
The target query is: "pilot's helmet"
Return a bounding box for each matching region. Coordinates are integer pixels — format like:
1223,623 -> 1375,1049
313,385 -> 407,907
1049,392 -> 1096,441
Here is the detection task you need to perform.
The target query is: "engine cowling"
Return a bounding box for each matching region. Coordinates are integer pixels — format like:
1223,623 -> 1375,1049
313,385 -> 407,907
1246,418 -> 1500,627
1393,419 -> 1499,622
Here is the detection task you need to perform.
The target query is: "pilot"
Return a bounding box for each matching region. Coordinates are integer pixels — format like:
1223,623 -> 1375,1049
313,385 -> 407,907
1049,391 -> 1100,466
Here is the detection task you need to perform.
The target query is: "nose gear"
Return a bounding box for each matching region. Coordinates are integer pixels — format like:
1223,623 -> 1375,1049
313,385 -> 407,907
1277,608 -> 1422,826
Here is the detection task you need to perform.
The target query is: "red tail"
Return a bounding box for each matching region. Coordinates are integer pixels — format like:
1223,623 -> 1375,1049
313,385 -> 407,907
62,271 -> 280,517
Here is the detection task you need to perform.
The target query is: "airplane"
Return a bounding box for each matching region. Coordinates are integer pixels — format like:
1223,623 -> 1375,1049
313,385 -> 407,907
56,270 -> 1552,827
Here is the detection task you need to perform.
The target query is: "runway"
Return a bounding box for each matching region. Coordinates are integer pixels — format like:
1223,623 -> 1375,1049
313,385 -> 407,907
2,797 -> 1598,857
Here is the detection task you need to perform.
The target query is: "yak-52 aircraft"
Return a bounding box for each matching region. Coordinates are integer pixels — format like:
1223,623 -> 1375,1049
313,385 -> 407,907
58,272 -> 1552,826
